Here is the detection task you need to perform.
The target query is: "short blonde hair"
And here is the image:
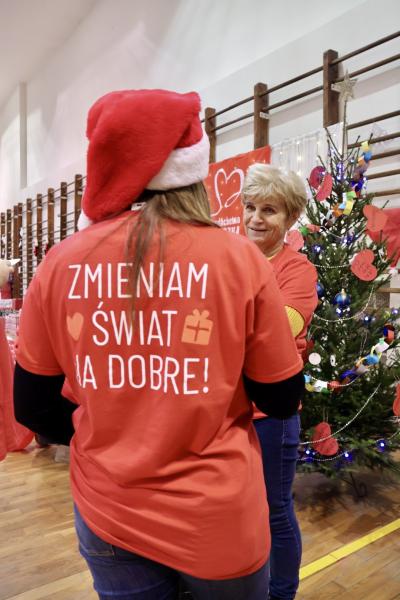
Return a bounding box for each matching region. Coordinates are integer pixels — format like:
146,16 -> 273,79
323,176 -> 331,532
242,163 -> 307,219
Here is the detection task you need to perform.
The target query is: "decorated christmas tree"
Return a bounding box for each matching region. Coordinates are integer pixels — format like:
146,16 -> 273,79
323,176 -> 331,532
297,73 -> 400,480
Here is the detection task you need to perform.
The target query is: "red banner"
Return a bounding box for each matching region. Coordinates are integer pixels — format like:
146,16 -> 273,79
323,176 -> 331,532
204,146 -> 271,235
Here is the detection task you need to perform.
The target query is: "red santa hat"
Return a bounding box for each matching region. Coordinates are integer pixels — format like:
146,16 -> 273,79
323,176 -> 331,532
78,89 -> 210,229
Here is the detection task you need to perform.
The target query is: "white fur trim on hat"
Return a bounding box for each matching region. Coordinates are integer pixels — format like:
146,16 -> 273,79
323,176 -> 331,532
78,210 -> 93,230
147,132 -> 210,191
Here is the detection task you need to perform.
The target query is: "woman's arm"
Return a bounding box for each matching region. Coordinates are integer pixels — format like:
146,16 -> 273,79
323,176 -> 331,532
243,370 -> 304,419
14,363 -> 77,445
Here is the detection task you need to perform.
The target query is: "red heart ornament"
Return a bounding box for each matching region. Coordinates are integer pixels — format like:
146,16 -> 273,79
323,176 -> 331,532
328,380 -> 340,391
316,173 -> 333,201
309,166 -> 325,189
312,421 -> 339,456
393,383 -> 400,417
351,249 -> 377,281
363,205 -> 388,232
286,229 -> 304,251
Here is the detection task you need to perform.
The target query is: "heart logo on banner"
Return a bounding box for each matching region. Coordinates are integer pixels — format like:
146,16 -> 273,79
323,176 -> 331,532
363,205 -> 388,232
312,421 -> 339,456
212,167 -> 244,217
67,313 -> 84,341
286,230 -> 304,251
351,249 -> 377,281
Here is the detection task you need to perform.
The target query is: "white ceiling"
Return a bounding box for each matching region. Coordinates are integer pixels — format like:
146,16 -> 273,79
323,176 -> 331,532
0,0 -> 97,109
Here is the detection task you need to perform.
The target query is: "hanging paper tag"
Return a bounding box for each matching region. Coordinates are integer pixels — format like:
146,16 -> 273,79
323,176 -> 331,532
313,380 -> 328,392
309,166 -> 325,189
286,229 -> 304,251
355,362 -> 368,375
374,340 -> 389,354
332,204 -> 343,217
363,205 -> 388,232
343,200 -> 354,215
351,249 -> 377,281
363,354 -> 380,366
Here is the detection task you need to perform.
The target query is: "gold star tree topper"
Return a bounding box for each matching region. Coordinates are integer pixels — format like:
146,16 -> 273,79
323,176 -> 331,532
331,70 -> 358,102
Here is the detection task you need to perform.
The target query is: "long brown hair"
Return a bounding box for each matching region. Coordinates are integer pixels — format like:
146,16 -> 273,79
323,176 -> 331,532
125,182 -> 218,302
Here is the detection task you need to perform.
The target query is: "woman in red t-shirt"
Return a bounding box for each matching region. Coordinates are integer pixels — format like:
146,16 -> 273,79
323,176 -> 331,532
242,164 -> 318,600
14,91 -> 305,600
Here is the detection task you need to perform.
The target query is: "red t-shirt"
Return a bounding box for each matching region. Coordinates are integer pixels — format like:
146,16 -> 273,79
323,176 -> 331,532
253,244 -> 317,420
16,212 -> 302,579
270,244 -> 318,356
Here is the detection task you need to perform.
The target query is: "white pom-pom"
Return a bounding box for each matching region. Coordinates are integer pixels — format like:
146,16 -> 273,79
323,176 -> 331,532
78,210 -> 93,230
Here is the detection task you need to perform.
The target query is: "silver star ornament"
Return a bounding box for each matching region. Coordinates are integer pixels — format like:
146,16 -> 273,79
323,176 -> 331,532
331,70 -> 357,102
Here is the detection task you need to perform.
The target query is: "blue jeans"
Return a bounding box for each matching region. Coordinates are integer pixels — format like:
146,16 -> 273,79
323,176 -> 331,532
254,415 -> 301,600
74,505 -> 269,599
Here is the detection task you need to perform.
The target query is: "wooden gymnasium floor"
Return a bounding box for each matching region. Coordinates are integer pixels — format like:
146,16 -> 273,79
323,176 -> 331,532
0,444 -> 400,599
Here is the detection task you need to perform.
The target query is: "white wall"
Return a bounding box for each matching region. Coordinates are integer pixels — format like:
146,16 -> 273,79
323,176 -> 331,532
0,0 -> 398,212
0,89 -> 20,210
201,0 -> 400,159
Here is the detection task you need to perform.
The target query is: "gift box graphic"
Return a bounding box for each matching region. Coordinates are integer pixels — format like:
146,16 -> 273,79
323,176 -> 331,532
181,309 -> 213,345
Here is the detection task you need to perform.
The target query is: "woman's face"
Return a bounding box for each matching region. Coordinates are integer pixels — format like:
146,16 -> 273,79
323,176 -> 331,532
242,195 -> 296,256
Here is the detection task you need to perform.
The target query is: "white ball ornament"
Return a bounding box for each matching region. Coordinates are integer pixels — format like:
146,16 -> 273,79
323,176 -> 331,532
309,352 -> 322,365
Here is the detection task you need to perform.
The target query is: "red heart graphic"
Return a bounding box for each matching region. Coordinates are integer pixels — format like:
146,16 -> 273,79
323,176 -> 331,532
309,166 -> 325,189
393,383 -> 400,417
211,167 -> 244,217
363,205 -> 388,232
351,249 -> 377,281
286,230 -> 304,251
312,421 -> 339,456
316,173 -> 333,201
67,313 -> 84,341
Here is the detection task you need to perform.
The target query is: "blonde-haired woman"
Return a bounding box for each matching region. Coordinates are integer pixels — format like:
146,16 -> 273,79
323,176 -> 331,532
242,163 -> 318,600
14,91 -> 304,600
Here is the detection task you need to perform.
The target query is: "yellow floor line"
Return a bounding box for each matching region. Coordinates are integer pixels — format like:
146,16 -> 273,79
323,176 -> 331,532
300,517 -> 400,580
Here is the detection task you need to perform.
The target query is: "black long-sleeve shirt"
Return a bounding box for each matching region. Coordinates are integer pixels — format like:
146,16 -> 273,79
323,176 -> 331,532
14,362 -> 304,445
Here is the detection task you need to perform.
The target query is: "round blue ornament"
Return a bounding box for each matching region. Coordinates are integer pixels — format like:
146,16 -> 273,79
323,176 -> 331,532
333,289 -> 351,307
316,282 -> 325,299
